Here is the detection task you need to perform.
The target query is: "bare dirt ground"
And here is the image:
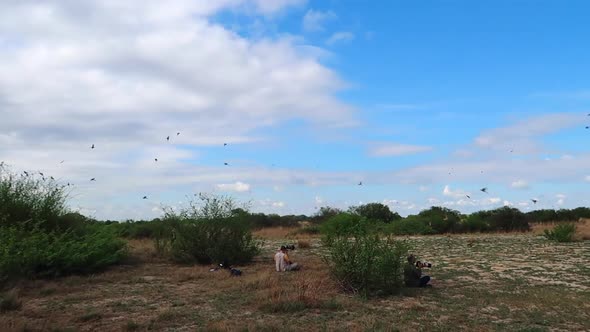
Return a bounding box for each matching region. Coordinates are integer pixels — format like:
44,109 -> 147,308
1,233 -> 589,331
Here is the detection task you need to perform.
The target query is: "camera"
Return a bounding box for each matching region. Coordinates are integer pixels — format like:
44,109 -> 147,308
416,261 -> 432,268
282,244 -> 295,251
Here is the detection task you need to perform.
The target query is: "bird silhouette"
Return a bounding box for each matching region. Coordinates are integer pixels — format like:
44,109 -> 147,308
90,178 -> 96,181
154,158 -> 158,162
50,176 -> 54,180
23,171 -> 29,176
60,160 -> 65,164
223,143 -> 227,146
531,199 -> 538,204
177,132 -> 180,136
143,196 -> 148,199
91,144 -> 94,149
166,136 -> 170,141
39,172 -> 44,177
358,181 -> 363,186
586,126 -> 589,129
466,195 -> 471,199
224,162 -> 229,166
480,187 -> 488,194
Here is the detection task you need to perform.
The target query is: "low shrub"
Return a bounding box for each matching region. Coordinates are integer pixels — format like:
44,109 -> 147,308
167,217 -> 261,265
386,216 -> 434,235
297,239 -> 311,249
543,223 -> 577,242
322,224 -> 409,297
0,225 -> 127,280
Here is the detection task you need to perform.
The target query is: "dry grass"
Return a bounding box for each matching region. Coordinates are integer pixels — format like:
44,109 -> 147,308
531,219 -> 590,240
297,239 -> 311,248
253,226 -> 298,239
1,235 -> 589,331
0,289 -> 22,312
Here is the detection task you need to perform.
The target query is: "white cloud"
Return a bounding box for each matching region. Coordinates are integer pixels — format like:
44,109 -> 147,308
443,185 -> 470,199
326,31 -> 354,45
419,185 -> 429,192
215,181 -> 251,192
474,113 -> 580,153
315,196 -> 324,204
272,201 -> 285,208
302,9 -> 336,32
585,175 -> 590,182
503,200 -> 512,206
511,179 -> 529,189
369,143 -> 432,157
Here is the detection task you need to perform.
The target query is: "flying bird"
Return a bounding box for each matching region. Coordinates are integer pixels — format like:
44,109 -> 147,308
586,126 -> 589,129
60,160 -> 65,164
224,162 -> 229,166
143,196 -> 148,199
23,171 -> 29,176
531,199 -> 538,204
480,187 -> 488,194
177,132 -> 180,136
39,172 -> 44,177
466,195 -> 471,199
224,143 -> 227,146
50,176 -> 54,180
358,181 -> 363,186
155,158 -> 158,162
90,178 -> 96,181
91,144 -> 94,149
166,136 -> 170,142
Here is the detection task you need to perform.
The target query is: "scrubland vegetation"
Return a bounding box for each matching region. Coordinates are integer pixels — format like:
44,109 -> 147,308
1,165 -> 590,331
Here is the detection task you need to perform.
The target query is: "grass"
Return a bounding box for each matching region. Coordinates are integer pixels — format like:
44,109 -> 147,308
1,233 -> 589,331
0,289 -> 22,312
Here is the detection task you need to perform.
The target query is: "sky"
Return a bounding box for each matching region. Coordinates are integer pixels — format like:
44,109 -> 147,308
1,0 -> 590,220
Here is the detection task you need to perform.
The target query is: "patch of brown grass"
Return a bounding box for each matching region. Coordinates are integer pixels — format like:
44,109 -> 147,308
0,289 -> 22,312
531,219 -> 590,240
297,239 -> 311,248
253,226 -> 298,239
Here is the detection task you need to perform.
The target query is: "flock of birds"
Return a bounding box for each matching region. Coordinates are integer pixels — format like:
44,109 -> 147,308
9,113 -> 589,208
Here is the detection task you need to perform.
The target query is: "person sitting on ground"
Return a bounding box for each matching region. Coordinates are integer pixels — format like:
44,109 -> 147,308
274,245 -> 300,272
404,254 -> 431,287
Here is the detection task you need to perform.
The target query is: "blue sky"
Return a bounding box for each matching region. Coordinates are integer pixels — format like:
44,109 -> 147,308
1,1 -> 589,219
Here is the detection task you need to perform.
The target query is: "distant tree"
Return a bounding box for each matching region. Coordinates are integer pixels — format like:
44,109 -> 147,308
349,203 -> 401,223
417,206 -> 461,233
313,206 -> 342,223
487,206 -> 530,232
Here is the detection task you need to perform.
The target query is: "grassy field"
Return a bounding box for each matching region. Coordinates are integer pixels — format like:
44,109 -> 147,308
2,231 -> 589,332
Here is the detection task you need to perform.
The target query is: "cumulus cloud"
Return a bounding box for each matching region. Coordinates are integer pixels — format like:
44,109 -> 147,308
0,1 -> 356,219
369,143 -> 432,157
215,181 -> 251,192
302,9 -> 337,31
511,180 -> 529,189
326,31 -> 354,45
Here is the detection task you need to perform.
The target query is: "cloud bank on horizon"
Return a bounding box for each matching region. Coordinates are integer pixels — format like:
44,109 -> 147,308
1,0 -> 589,220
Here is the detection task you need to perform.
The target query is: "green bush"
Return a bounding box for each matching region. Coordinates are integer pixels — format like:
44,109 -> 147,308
0,225 -> 127,280
322,228 -> 409,297
386,216 -> 434,235
154,194 -> 261,265
543,223 -> 577,242
0,165 -> 69,232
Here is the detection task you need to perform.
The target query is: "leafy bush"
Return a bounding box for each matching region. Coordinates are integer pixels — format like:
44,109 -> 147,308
461,214 -> 490,233
322,227 -> 409,297
154,194 -> 261,265
0,225 -> 127,280
0,165 -> 69,232
320,213 -> 377,246
543,223 -> 577,242
386,216 -> 434,235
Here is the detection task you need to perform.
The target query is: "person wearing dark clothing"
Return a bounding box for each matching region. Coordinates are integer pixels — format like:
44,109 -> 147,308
404,254 -> 431,287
